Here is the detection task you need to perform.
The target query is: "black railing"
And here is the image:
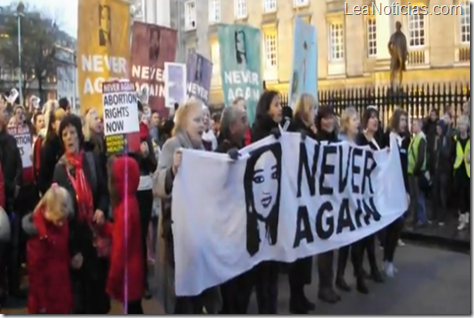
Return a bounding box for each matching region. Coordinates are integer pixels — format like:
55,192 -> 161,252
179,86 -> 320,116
280,83 -> 471,126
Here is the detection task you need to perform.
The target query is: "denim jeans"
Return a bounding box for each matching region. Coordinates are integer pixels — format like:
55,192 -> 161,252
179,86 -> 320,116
416,191 -> 427,224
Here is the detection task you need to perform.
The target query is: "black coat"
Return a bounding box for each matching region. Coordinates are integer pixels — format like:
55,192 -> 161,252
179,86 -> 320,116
290,117 -> 316,140
0,129 -> 22,211
37,134 -> 63,195
251,115 -> 279,143
52,151 -> 110,314
383,131 -> 410,194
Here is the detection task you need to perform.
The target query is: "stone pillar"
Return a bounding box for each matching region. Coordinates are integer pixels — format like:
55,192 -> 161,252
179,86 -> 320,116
155,0 -> 170,27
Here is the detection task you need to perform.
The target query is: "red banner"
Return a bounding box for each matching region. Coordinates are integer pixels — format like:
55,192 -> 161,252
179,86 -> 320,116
130,22 -> 177,118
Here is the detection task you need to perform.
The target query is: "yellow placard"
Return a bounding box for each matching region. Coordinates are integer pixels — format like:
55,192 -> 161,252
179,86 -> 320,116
77,0 -> 130,117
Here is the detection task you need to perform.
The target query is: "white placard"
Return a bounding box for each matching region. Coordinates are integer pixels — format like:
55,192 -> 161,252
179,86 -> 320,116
164,62 -> 187,108
102,81 -> 140,137
8,125 -> 32,168
169,133 -> 408,296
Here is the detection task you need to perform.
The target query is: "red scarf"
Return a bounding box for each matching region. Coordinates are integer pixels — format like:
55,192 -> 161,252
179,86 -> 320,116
65,151 -> 93,222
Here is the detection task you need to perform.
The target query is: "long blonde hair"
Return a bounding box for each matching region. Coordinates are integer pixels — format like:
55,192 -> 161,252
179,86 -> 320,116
172,97 -> 202,136
293,93 -> 315,125
34,184 -> 72,222
83,108 -> 98,142
42,100 -> 62,145
340,107 -> 359,134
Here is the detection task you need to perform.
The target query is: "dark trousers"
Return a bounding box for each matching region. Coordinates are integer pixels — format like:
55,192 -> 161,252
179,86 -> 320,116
336,245 -> 355,278
137,189 -> 153,287
288,257 -> 312,300
5,211 -> 21,293
317,251 -> 334,290
432,173 -> 449,222
383,218 -> 404,263
127,300 -> 144,314
220,270 -> 254,314
255,261 -> 279,314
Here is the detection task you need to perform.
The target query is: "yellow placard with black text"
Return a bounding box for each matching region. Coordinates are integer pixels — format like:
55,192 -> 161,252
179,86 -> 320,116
77,0 -> 130,116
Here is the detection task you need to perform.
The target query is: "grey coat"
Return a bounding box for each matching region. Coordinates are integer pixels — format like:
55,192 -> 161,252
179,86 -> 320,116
154,133 -> 223,314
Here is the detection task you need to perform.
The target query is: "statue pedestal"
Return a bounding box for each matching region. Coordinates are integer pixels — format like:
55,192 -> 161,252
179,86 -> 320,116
375,58 -> 391,72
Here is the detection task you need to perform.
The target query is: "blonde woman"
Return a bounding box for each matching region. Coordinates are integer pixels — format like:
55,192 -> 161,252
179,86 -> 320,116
287,93 -> 316,314
155,98 -> 222,314
83,108 -> 106,171
36,106 -> 65,195
336,107 -> 375,295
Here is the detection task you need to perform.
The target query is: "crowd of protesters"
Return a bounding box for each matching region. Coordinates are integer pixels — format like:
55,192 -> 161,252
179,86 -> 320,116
0,90 -> 469,314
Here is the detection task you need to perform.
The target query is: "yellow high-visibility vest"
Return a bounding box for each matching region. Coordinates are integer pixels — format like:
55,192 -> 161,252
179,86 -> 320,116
453,136 -> 470,178
408,133 -> 426,175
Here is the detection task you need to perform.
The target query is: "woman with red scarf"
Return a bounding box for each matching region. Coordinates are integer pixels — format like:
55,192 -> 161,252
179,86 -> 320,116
52,114 -> 110,314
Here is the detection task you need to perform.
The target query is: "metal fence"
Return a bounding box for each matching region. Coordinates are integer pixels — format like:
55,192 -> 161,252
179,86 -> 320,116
281,83 -> 471,126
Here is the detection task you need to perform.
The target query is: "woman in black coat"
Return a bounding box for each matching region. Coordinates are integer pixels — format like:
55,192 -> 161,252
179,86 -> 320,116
287,93 -> 316,314
314,105 -> 341,304
37,107 -> 65,195
250,90 -> 282,314
52,115 -> 110,314
382,109 -> 410,278
353,108 -> 385,288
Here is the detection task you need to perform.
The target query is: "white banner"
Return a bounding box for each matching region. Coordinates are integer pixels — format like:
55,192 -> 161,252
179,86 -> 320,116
171,133 -> 408,296
102,81 -> 139,136
9,125 -> 32,168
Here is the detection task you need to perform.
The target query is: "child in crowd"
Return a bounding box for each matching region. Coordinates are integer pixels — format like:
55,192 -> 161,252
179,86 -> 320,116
23,184 -> 73,314
103,156 -> 144,314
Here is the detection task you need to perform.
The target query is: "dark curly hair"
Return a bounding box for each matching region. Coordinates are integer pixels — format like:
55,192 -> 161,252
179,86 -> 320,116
58,114 -> 85,149
255,90 -> 279,121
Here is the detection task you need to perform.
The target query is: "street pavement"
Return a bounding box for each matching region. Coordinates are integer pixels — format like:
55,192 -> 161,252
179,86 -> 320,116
1,244 -> 470,314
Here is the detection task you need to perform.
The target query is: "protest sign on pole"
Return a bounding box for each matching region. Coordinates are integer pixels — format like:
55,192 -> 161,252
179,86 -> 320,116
170,133 -> 408,296
130,22 -> 177,117
164,62 -> 187,108
77,0 -> 131,117
218,24 -> 263,125
186,52 -> 212,105
288,16 -> 318,108
102,81 -> 140,155
8,125 -> 32,168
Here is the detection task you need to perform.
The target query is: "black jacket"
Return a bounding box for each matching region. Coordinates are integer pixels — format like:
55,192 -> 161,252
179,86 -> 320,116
290,117 -> 316,140
37,134 -> 63,195
251,115 -> 279,143
129,136 -> 157,179
0,128 -> 22,210
384,131 -> 410,194
316,129 -> 339,143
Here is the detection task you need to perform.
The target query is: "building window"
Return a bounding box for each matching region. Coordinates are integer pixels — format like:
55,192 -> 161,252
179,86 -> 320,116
263,0 -> 277,13
408,14 -> 425,47
460,0 -> 470,44
209,0 -> 221,24
367,18 -> 377,57
211,42 -> 220,76
184,0 -> 196,30
263,30 -> 277,78
329,23 -> 344,61
293,0 -> 309,7
235,0 -> 247,19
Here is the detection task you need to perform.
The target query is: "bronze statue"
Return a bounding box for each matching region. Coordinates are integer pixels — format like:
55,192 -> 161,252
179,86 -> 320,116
388,22 -> 408,89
